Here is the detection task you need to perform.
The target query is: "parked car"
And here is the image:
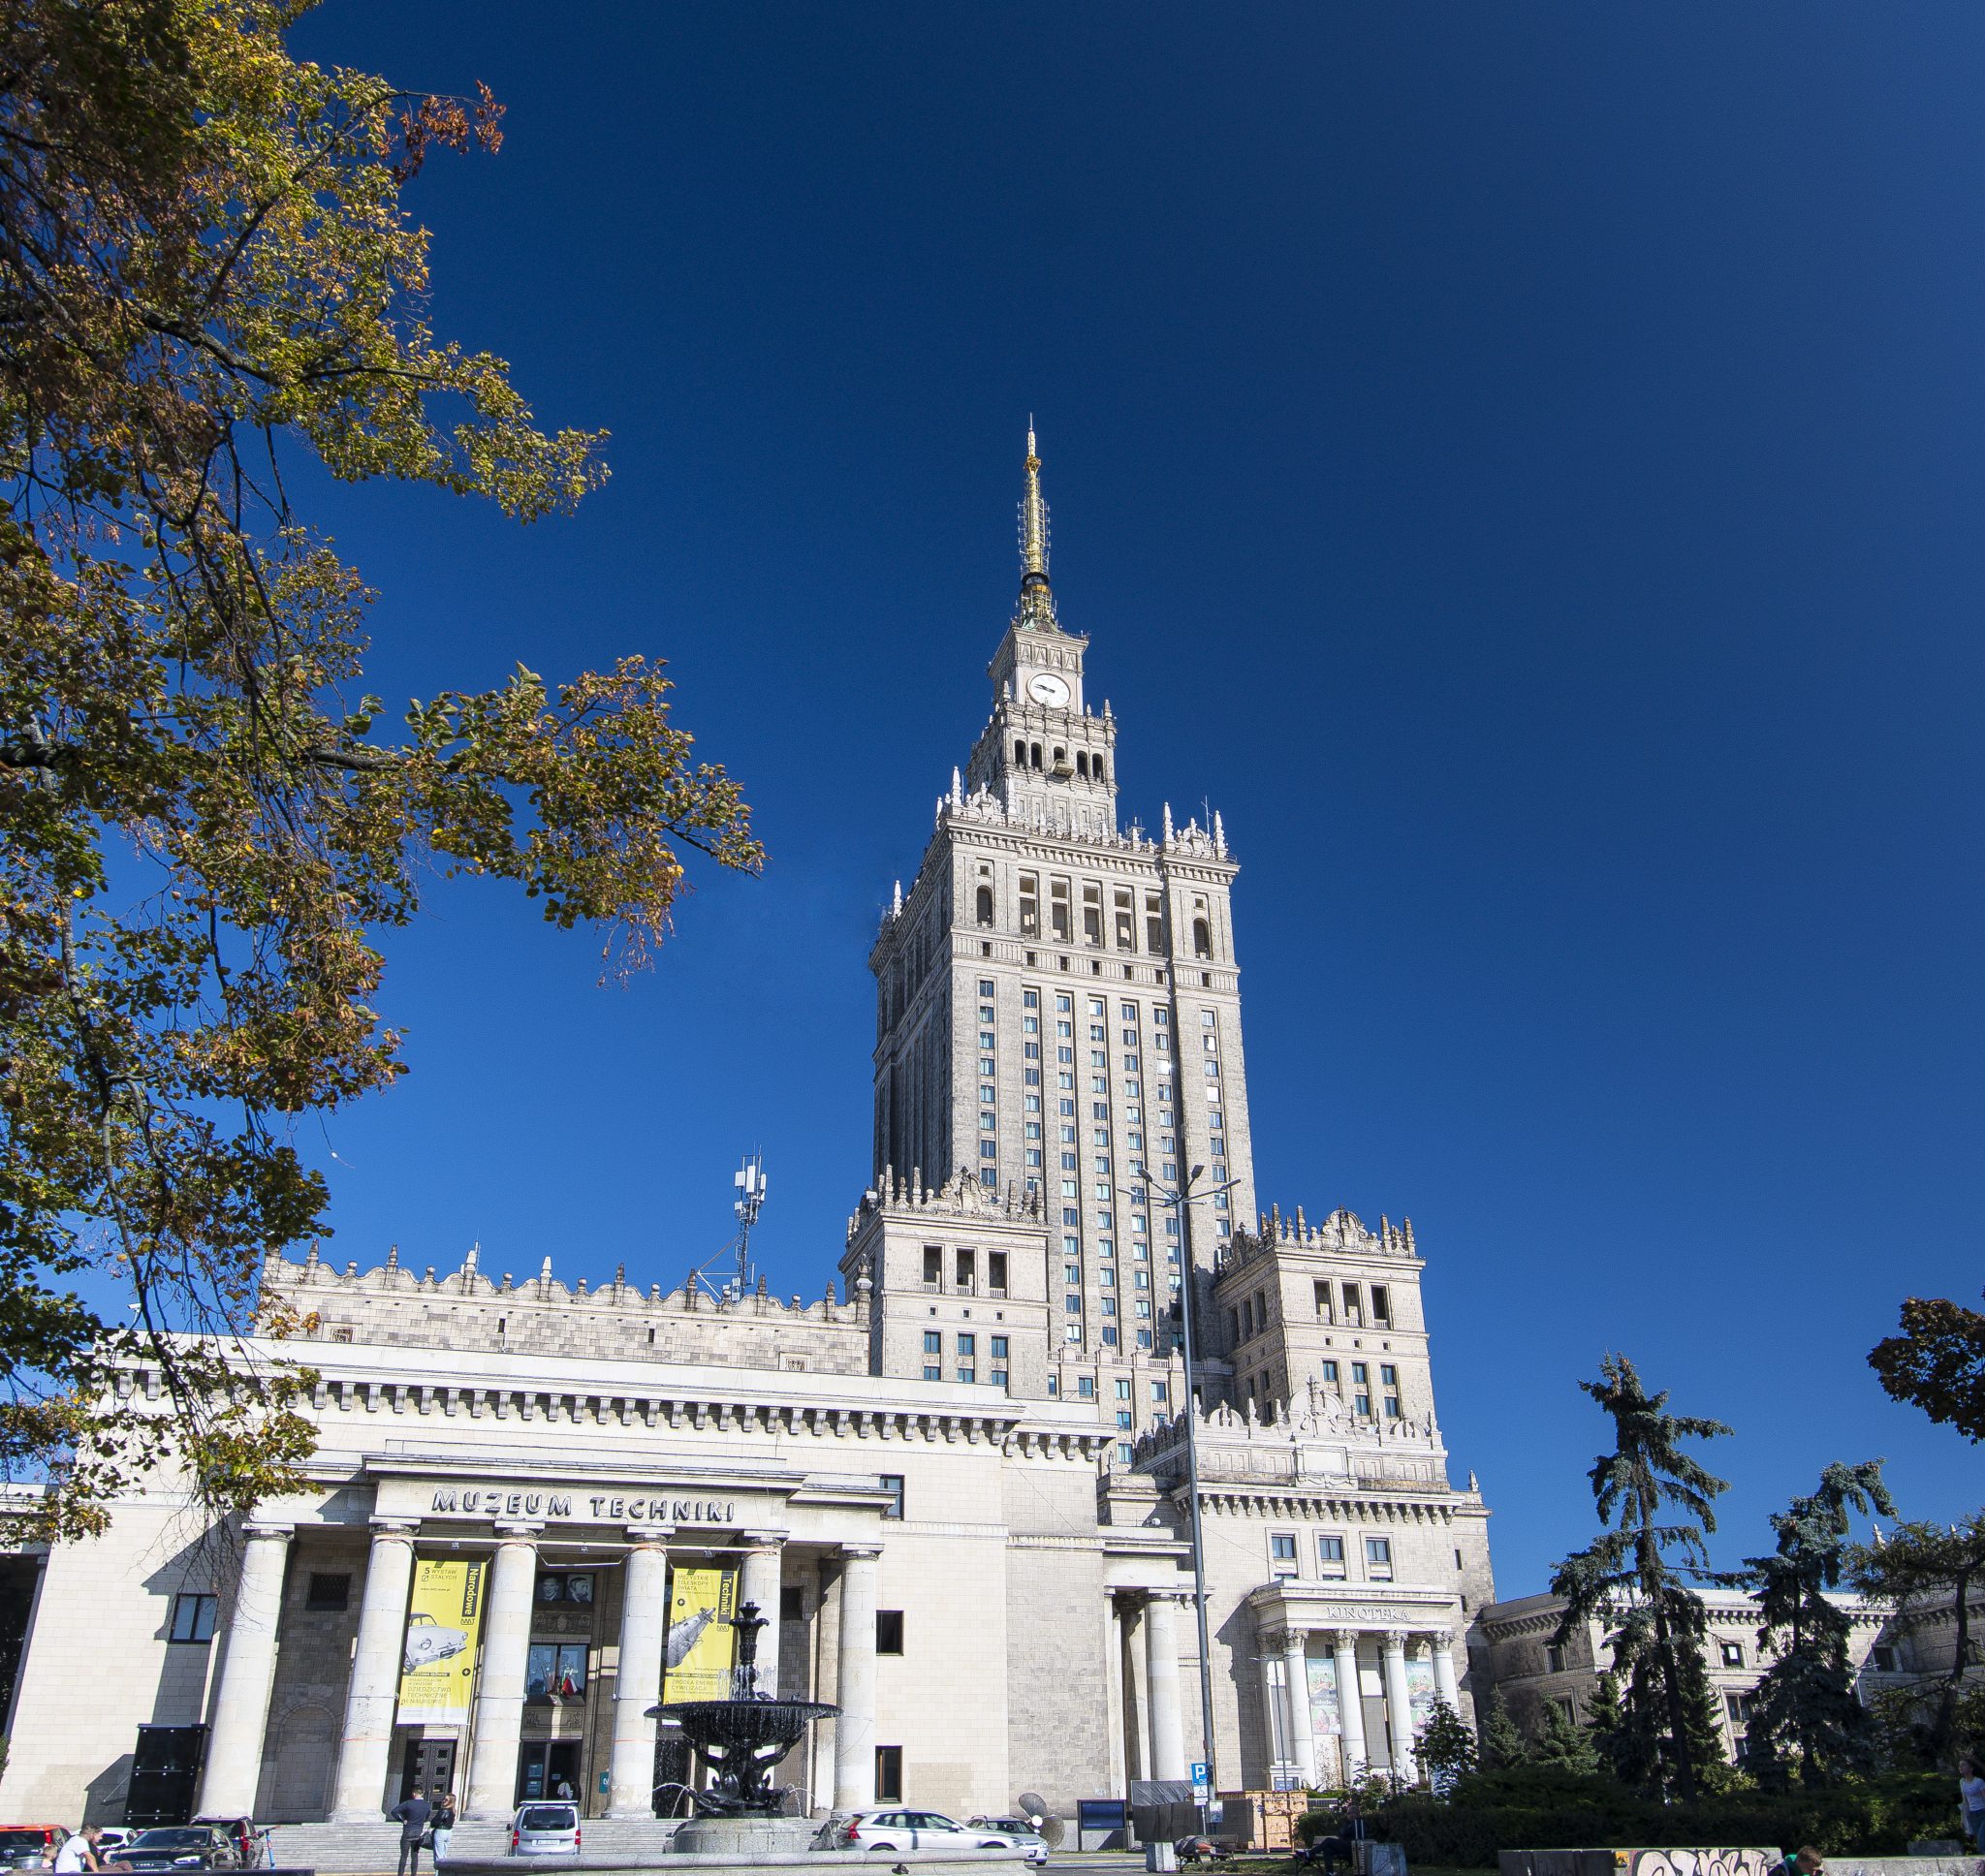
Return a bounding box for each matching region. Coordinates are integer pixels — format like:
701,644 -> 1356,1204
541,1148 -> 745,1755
508,1803 -> 581,1858
0,1828 -> 66,1870
966,1818 -> 1052,1861
402,1610 -> 470,1672
94,1834 -> 133,1857
106,1824 -> 243,1871
836,1811 -> 1045,1860
188,1820 -> 266,1870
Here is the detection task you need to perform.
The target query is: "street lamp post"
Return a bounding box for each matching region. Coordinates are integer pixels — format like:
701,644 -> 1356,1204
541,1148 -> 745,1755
1130,1160 -> 1237,1835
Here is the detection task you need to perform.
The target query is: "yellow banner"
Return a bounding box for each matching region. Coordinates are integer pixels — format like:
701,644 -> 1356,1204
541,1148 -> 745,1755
398,1558 -> 487,1725
661,1565 -> 737,1702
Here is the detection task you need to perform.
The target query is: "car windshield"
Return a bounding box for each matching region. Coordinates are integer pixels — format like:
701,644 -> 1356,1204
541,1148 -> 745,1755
127,1832 -> 208,1850
516,1808 -> 575,1832
0,1837 -> 45,1853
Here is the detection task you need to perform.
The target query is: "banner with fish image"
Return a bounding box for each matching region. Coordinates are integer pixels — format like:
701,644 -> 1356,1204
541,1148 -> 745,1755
661,1564 -> 738,1701
397,1557 -> 487,1725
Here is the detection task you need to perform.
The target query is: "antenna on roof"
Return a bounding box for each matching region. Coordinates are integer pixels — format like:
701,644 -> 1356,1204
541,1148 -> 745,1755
688,1152 -> 770,1307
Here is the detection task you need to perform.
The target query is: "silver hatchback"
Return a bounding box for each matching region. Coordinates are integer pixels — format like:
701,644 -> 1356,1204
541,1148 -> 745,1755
508,1804 -> 580,1858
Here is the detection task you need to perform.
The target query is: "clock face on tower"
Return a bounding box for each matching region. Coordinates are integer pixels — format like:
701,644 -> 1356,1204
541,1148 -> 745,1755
1026,671 -> 1071,707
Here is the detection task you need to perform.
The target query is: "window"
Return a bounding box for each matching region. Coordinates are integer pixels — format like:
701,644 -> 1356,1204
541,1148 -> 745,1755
988,1251 -> 1008,1295
1365,1536 -> 1394,1580
1115,1379 -> 1132,1399
923,1330 -> 942,1355
880,1475 -> 904,1519
168,1593 -> 217,1642
1270,1531 -> 1299,1578
525,1642 -> 588,1701
1321,1360 -> 1339,1383
780,1585 -> 804,1622
536,1572 -> 594,1605
922,1365 -> 941,1382
1870,1644 -> 1897,1673
874,1745 -> 903,1803
957,1331 -> 975,1358
1078,1376 -> 1096,1398
1313,1280 -> 1333,1321
876,1610 -> 905,1655
991,1335 -> 1008,1360
1117,1410 -> 1132,1428
1151,1381 -> 1169,1402
923,1246 -> 941,1288
1371,1283 -> 1391,1324
1317,1535 -> 1346,1578
956,1366 -> 975,1384
1118,1441 -> 1134,1463
1720,1640 -> 1745,1668
1545,1643 -> 1565,1673
1341,1282 -> 1363,1323
305,1572 -> 351,1611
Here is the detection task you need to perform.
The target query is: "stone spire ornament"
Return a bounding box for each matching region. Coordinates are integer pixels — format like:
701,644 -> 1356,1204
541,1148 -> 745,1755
1014,419 -> 1058,631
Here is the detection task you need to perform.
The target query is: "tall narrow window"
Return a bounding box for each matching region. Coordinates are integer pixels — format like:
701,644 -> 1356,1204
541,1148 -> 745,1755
874,1745 -> 903,1802
975,885 -> 993,926
1192,916 -> 1211,958
1371,1283 -> 1391,1324
1050,878 -> 1072,942
1019,874 -> 1040,937
1115,890 -> 1136,950
1146,892 -> 1164,954
1082,883 -> 1103,946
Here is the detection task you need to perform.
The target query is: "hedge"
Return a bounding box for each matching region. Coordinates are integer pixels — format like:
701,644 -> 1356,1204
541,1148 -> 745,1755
1291,1770 -> 1963,1869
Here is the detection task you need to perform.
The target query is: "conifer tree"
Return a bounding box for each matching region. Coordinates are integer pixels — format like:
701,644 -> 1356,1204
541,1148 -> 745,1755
1744,1459 -> 1896,1786
1532,1702 -> 1601,1776
1417,1700 -> 1478,1791
1478,1687 -> 1528,1769
1550,1353 -> 1733,1798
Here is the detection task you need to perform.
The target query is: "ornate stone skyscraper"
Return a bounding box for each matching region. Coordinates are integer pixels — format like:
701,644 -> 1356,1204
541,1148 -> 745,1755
869,427 -> 1258,1368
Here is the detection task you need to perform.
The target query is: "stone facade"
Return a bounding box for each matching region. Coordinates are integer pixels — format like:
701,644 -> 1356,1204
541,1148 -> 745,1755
1475,1583 -> 1985,1765
0,430 -> 1495,1829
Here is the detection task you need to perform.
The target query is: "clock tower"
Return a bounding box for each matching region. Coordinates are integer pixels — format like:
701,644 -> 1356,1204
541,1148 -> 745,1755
868,425 -> 1256,1405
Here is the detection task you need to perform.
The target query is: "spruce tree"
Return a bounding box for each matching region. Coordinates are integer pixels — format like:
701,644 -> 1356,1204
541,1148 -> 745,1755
1550,1353 -> 1733,1799
1744,1460 -> 1896,1786
1532,1701 -> 1601,1776
1417,1700 -> 1478,1791
1478,1687 -> 1528,1769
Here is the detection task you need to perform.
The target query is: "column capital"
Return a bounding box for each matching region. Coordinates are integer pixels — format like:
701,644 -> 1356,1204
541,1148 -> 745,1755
839,1543 -> 884,1561
624,1524 -> 675,1548
242,1519 -> 295,1542
492,1519 -> 544,1541
367,1515 -> 420,1539
1381,1628 -> 1410,1654
740,1528 -> 790,1550
1428,1630 -> 1457,1654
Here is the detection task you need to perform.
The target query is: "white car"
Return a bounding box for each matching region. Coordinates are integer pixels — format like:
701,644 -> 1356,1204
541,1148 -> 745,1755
836,1810 -> 1047,1861
402,1610 -> 469,1671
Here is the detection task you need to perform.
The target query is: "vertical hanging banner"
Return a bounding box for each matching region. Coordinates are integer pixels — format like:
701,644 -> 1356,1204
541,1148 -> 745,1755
398,1558 -> 487,1725
1405,1654 -> 1436,1735
661,1566 -> 737,1701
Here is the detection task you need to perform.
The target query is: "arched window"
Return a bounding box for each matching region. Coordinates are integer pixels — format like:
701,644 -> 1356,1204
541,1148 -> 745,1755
1014,738 -> 1026,766
975,886 -> 993,926
1030,742 -> 1043,769
1193,918 -> 1212,958
1076,751 -> 1088,779
1094,754 -> 1107,784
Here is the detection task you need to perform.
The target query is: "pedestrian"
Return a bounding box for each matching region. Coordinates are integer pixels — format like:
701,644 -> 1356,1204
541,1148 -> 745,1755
389,1788 -> 433,1876
1767,1848 -> 1823,1876
52,1829 -> 101,1874
553,1778 -> 574,1800
1959,1756 -> 1985,1852
430,1793 -> 457,1866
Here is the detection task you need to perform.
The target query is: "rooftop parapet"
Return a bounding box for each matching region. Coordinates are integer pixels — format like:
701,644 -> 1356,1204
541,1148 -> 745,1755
1217,1204 -> 1418,1271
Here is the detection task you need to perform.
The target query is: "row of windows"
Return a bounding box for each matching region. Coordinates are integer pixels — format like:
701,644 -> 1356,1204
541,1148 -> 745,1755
1007,738 -> 1109,784
918,1245 -> 1009,1296
919,1329 -> 1010,1388
1267,1530 -> 1396,1582
987,875 -> 1212,959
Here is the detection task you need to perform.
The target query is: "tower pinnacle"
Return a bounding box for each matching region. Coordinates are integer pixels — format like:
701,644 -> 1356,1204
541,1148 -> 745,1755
1016,420 -> 1057,630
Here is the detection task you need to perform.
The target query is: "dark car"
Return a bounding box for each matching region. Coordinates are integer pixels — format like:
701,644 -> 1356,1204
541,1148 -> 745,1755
106,1826 -> 241,1872
0,1828 -> 66,1870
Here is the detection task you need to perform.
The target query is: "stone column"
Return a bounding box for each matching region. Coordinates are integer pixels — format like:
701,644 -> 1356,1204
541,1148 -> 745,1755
739,1533 -> 787,1696
1330,1630 -> 1367,1777
1380,1630 -> 1416,1785
197,1522 -> 293,1817
1279,1629 -> 1319,1788
605,1526 -> 673,1819
463,1522 -> 543,1819
329,1517 -> 420,1821
832,1546 -> 881,1811
1144,1592 -> 1187,1781
1430,1633 -> 1461,1713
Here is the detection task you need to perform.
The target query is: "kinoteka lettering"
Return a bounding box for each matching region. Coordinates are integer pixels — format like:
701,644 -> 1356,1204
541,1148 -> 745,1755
427,1487 -> 738,1524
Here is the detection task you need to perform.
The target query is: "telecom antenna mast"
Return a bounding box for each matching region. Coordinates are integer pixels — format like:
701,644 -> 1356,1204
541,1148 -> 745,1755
731,1153 -> 768,1300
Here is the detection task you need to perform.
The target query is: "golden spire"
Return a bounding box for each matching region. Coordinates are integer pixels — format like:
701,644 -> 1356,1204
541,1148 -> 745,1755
1015,417 -> 1057,629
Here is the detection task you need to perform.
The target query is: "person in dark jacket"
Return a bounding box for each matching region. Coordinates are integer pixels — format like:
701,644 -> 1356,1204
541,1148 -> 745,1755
389,1791 -> 433,1876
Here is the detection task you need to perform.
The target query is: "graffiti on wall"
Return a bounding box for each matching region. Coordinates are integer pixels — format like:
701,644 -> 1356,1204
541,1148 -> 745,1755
1623,1850 -> 1778,1876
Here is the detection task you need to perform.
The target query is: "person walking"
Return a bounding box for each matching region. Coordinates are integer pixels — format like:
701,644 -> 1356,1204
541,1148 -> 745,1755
429,1793 -> 457,1867
1958,1756 -> 1985,1852
389,1789 -> 433,1876
52,1829 -> 100,1874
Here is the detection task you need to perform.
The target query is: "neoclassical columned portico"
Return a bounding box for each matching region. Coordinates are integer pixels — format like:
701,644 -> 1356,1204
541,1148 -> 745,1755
329,1517 -> 421,1821
605,1525 -> 674,1818
1246,1582 -> 1465,1787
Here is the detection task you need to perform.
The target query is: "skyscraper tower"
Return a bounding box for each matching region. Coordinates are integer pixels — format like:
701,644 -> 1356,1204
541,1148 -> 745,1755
869,427 -> 1257,1369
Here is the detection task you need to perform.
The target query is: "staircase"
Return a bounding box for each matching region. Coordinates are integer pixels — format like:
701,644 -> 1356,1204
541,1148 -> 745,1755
268,1816 -> 686,1873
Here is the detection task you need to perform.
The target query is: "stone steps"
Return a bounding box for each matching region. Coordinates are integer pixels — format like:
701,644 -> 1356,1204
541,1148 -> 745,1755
268,1817 -> 687,1873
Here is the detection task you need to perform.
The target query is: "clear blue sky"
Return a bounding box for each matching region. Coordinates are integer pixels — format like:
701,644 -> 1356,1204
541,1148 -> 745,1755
283,3 -> 1983,1597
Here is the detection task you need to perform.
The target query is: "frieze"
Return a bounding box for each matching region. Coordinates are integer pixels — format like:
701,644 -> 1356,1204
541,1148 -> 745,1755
423,1485 -> 740,1525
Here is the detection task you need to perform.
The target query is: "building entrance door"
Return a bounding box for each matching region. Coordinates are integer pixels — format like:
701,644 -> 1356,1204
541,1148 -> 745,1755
515,1741 -> 583,1807
399,1736 -> 457,1803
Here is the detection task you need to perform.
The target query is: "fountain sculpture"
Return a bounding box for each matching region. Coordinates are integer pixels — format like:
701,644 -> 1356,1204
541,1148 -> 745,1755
654,1600 -> 838,1855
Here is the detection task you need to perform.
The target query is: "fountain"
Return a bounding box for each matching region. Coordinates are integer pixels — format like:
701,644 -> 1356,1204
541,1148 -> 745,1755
653,1600 -> 838,1856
